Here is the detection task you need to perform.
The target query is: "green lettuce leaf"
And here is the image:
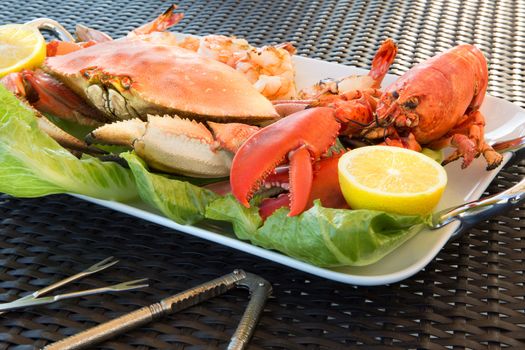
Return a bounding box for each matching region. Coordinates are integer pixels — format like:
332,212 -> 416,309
0,85 -> 137,200
205,194 -> 262,240
121,152 -> 220,225
207,196 -> 426,267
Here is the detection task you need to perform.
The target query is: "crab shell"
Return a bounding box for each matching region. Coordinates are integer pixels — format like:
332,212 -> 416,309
42,38 -> 279,124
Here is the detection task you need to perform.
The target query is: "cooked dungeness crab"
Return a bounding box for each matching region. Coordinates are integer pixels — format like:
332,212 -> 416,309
1,5 -> 296,177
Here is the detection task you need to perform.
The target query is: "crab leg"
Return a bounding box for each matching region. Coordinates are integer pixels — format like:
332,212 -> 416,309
36,116 -> 106,154
1,72 -> 104,154
25,19 -> 100,57
230,107 -> 340,216
1,70 -> 109,125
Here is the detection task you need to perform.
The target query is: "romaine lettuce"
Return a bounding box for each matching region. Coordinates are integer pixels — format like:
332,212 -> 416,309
206,196 -> 426,267
121,152 -> 220,224
0,85 -> 137,200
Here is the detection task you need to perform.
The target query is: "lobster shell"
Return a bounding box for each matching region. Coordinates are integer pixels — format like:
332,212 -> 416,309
377,44 -> 488,144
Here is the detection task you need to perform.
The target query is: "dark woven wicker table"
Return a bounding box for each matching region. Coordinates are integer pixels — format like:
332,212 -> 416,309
1,0 -> 525,349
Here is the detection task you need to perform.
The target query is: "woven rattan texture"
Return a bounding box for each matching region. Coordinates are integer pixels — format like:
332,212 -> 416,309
1,0 -> 525,349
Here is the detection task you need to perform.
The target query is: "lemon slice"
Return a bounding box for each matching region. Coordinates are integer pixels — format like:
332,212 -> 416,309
338,145 -> 447,215
0,23 -> 46,78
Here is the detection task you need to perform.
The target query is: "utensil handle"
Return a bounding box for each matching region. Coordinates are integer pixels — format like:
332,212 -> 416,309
228,273 -> 272,350
434,177 -> 525,236
43,304 -> 163,350
25,18 -> 76,42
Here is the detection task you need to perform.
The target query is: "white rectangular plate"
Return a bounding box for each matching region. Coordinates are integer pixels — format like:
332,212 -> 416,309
76,54 -> 524,286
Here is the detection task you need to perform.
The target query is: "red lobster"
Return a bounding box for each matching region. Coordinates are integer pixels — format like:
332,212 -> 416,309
364,44 -> 502,170
230,41 -> 503,218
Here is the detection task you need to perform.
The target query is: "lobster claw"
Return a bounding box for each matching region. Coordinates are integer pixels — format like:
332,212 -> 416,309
258,152 -> 349,220
230,107 -> 340,216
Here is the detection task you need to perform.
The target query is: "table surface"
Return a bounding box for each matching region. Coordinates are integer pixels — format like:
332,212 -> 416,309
1,0 -> 525,349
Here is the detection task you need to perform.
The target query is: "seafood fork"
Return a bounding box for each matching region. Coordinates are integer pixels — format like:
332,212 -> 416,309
429,135 -> 525,234
0,257 -> 148,313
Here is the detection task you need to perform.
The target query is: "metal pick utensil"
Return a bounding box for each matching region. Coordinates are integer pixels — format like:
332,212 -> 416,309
428,134 -> 525,234
0,257 -> 148,314
43,269 -> 271,350
430,176 -> 525,235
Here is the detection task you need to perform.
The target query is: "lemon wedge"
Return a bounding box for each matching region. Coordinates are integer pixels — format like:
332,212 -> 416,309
0,23 -> 46,78
338,145 -> 447,215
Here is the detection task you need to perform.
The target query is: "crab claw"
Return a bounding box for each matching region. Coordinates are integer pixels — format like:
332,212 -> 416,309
87,115 -> 259,178
230,107 -> 340,216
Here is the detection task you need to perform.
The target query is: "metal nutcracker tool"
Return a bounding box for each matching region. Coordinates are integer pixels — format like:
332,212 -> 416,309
43,269 -> 271,350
